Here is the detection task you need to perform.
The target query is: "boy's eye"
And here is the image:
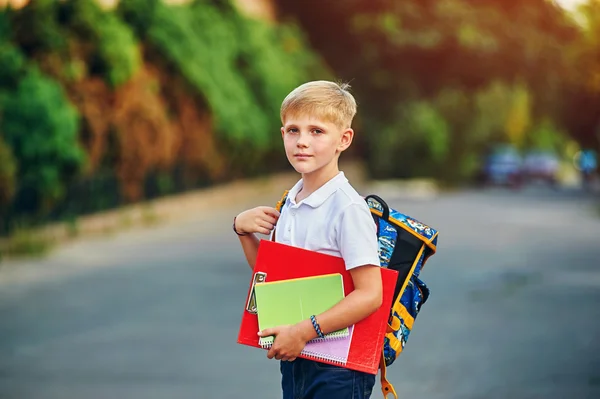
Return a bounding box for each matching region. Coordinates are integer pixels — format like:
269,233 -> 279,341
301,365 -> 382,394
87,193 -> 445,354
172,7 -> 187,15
312,129 -> 324,134
287,128 -> 299,133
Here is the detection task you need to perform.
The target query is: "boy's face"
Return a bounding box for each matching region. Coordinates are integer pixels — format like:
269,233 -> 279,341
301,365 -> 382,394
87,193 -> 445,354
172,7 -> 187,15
281,114 -> 353,177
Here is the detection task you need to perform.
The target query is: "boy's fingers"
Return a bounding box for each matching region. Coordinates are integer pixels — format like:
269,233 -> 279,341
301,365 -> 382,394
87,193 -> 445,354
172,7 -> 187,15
267,343 -> 282,360
257,227 -> 271,235
258,328 -> 278,337
262,207 -> 281,218
257,220 -> 275,231
263,215 -> 278,225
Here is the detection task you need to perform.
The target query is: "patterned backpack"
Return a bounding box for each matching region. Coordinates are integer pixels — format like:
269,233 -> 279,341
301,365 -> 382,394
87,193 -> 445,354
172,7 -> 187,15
275,192 -> 438,399
365,195 -> 438,398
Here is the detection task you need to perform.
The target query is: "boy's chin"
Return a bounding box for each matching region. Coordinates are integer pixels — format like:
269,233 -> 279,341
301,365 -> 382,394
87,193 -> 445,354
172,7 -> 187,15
293,166 -> 314,175
291,163 -> 318,175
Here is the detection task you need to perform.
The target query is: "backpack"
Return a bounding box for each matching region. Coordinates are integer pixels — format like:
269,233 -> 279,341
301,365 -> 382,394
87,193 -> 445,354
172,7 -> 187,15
365,194 -> 438,398
275,192 -> 438,399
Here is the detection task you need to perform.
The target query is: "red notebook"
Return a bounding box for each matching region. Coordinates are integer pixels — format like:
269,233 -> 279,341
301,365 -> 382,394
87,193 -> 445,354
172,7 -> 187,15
237,240 -> 398,375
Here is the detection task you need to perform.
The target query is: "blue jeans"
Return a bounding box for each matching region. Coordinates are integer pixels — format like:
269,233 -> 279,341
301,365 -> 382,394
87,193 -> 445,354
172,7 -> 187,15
280,358 -> 376,399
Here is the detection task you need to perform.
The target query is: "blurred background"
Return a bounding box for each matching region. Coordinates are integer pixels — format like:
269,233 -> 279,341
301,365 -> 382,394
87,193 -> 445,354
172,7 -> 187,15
0,1 -> 599,398
0,0 -> 598,239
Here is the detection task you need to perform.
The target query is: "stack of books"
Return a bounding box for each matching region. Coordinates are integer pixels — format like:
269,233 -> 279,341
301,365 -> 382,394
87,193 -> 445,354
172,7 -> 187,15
255,273 -> 353,365
237,240 -> 399,374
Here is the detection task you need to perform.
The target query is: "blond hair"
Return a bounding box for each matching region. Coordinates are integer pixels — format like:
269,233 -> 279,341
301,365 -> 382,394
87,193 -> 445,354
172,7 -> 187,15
280,81 -> 357,129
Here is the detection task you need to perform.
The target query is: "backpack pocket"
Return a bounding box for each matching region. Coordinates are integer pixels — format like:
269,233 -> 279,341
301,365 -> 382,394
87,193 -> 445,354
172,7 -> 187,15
383,276 -> 429,367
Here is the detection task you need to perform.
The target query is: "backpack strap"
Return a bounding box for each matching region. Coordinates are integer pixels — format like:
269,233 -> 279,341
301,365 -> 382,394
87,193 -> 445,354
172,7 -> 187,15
275,190 -> 289,213
272,190 -> 289,242
380,350 -> 398,399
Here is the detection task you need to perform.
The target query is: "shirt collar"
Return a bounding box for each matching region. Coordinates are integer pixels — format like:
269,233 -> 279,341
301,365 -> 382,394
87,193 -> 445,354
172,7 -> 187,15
287,172 -> 347,208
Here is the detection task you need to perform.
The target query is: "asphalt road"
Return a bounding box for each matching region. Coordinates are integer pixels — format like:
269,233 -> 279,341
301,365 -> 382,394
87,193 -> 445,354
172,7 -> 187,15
0,187 -> 599,399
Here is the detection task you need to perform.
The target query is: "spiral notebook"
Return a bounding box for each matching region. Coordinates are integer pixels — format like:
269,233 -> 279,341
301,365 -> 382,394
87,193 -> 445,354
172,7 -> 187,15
255,273 -> 349,348
302,325 -> 354,365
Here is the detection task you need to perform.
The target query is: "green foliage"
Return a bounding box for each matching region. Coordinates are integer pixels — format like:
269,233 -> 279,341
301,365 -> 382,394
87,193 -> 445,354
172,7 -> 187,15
367,81 -> 541,182
0,0 -> 326,233
8,0 -> 140,87
0,41 -> 26,89
0,136 -> 16,209
236,19 -> 325,125
0,227 -> 53,259
527,119 -> 568,153
368,100 -> 449,178
505,84 -> 532,148
60,0 -> 141,87
368,121 -> 408,179
148,2 -> 271,146
469,81 -> 515,144
408,102 -> 450,163
116,0 -> 160,39
0,10 -> 12,42
278,0 -> 595,180
468,81 -> 534,149
7,0 -> 67,54
119,0 -> 323,158
0,66 -> 85,209
431,88 -> 475,181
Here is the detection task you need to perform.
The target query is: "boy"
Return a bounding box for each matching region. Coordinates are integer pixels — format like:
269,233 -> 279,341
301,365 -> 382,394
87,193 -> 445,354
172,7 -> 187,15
233,81 -> 382,399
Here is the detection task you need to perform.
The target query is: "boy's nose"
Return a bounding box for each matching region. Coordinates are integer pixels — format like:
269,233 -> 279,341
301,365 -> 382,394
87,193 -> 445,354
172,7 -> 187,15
296,132 -> 310,148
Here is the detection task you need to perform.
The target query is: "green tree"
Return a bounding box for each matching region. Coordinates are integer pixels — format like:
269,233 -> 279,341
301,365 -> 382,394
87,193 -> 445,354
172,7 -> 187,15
60,0 -> 141,87
505,84 -> 532,148
0,67 -> 85,210
119,0 -> 325,172
527,118 -> 568,154
277,0 -> 585,179
9,0 -> 140,87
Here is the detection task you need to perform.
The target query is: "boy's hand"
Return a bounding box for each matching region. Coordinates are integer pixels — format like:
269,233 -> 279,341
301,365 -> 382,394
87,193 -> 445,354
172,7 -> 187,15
235,207 -> 280,235
259,324 -> 308,361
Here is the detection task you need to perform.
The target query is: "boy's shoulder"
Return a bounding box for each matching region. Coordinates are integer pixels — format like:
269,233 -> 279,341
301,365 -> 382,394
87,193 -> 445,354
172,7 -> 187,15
330,178 -> 367,209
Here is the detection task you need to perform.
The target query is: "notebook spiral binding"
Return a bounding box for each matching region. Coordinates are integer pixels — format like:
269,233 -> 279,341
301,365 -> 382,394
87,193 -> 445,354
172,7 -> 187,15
301,349 -> 348,365
259,329 -> 349,349
258,341 -> 348,365
307,330 -> 349,343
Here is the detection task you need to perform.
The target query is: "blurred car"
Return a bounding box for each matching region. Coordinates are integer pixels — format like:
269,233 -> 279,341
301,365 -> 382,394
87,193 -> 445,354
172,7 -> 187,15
476,144 -> 523,188
522,150 -> 560,185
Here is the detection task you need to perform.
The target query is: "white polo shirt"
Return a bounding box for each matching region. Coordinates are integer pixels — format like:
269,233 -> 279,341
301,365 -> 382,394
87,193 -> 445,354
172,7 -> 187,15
272,172 -> 380,270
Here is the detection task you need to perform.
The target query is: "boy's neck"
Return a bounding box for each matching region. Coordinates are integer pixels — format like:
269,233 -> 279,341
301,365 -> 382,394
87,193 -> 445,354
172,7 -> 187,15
297,162 -> 340,202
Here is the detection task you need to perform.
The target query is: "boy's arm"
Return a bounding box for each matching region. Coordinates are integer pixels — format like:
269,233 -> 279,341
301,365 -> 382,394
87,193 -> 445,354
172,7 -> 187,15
297,263 -> 383,340
234,206 -> 280,270
237,234 -> 260,271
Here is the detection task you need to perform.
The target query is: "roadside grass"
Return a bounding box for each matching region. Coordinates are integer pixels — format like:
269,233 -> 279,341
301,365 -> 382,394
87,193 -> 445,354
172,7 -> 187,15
0,205 -> 160,263
0,228 -> 54,261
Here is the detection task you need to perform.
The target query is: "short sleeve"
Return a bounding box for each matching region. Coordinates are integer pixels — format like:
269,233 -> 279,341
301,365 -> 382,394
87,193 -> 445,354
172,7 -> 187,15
336,202 -> 381,270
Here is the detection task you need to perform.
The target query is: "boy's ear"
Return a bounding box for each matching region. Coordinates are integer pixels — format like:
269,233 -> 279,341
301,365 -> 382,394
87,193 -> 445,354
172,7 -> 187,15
337,128 -> 354,153
281,127 -> 285,139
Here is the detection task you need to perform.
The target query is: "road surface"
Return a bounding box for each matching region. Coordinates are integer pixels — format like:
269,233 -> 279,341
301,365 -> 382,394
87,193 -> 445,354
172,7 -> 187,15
0,187 -> 599,399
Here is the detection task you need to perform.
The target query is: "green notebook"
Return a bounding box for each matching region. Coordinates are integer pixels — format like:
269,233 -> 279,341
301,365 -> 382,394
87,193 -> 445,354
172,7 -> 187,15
255,273 -> 349,348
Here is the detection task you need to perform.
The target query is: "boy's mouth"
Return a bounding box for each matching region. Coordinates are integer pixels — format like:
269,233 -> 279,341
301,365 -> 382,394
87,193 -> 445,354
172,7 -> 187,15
294,154 -> 313,158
